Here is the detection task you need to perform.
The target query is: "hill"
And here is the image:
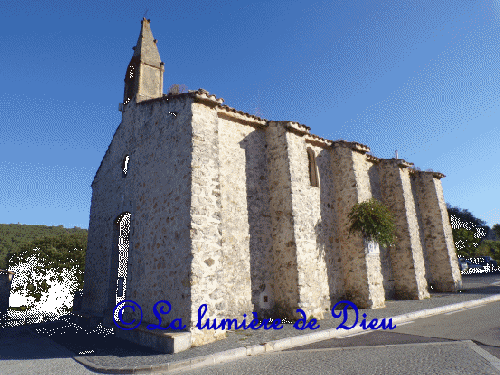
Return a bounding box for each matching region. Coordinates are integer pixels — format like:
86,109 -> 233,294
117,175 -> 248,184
0,224 -> 88,270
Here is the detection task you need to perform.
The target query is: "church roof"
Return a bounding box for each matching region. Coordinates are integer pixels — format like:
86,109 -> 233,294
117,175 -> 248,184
92,19 -> 446,188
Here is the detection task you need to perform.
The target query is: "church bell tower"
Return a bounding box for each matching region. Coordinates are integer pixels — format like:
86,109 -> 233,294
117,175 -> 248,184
123,18 -> 164,104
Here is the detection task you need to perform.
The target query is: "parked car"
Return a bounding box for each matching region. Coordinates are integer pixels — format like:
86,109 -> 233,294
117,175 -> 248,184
465,256 -> 498,271
492,260 -> 499,273
458,258 -> 469,272
465,260 -> 483,273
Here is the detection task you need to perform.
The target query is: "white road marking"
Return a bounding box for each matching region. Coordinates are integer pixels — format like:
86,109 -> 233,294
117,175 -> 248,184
444,304 -> 486,315
465,304 -> 486,310
395,320 -> 414,327
444,309 -> 465,315
343,331 -> 371,338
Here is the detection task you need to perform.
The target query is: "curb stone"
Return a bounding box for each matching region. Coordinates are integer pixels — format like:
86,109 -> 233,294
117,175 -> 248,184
464,340 -> 500,372
69,294 -> 500,374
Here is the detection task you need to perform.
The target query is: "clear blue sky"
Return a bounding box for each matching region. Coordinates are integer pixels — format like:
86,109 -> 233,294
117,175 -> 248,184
1,0 -> 499,230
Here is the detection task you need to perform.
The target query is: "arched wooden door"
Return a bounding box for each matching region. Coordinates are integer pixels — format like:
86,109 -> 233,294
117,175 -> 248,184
116,213 -> 130,302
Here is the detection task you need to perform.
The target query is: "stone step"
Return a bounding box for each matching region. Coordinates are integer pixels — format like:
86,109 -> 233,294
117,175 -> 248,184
106,319 -> 192,354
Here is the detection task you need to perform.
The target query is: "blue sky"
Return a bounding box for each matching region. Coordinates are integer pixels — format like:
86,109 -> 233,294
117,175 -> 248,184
1,0 -> 499,230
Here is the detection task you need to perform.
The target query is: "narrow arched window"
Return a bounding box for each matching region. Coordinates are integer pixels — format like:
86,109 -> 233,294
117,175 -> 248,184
307,147 -> 319,187
122,155 -> 130,178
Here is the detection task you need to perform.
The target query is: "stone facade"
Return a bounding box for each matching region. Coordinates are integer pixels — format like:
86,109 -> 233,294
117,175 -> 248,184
0,269 -> 15,318
80,18 -> 462,349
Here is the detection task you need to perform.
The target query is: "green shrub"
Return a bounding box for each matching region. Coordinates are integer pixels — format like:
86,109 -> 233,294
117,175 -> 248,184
347,198 -> 397,248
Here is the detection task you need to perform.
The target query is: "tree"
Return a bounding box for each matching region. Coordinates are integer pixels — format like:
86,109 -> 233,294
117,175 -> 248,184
476,240 -> 500,261
492,224 -> 500,240
447,204 -> 489,248
347,198 -> 397,248
452,227 -> 481,257
6,232 -> 86,314
0,223 -> 86,270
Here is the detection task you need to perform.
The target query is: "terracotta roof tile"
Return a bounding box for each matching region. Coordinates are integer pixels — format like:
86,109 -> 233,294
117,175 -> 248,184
218,104 -> 267,123
332,140 -> 371,153
366,154 -> 380,163
304,134 -> 333,147
432,171 -> 446,179
187,88 -> 225,104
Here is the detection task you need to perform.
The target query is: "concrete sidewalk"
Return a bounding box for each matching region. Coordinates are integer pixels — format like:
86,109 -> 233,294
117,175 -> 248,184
2,274 -> 500,374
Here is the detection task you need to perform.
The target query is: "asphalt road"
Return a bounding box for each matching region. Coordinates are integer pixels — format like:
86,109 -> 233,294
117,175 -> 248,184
173,300 -> 500,375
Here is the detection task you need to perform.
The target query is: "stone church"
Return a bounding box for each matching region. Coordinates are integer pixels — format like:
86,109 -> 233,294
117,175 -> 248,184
78,18 -> 462,351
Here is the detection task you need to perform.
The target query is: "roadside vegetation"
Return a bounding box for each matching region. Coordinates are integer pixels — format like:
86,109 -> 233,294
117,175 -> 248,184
0,224 -> 87,270
1,224 -> 87,314
447,204 -> 500,263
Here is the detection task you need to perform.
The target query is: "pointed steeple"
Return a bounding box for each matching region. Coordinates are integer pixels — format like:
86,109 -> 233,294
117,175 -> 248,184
123,18 -> 164,104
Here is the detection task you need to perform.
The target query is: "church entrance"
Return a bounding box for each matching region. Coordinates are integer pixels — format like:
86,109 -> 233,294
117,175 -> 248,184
116,213 -> 130,302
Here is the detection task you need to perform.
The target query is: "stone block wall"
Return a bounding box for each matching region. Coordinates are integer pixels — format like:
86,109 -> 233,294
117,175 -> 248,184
412,172 -> 462,292
284,128 -> 336,319
217,114 -> 273,318
138,65 -> 163,102
308,143 -> 344,308
378,160 -> 429,300
367,162 -> 395,299
82,95 -> 195,328
72,290 -> 83,314
0,270 -> 14,317
125,96 -> 195,330
410,173 -> 433,289
266,121 -> 300,319
188,101 -> 226,346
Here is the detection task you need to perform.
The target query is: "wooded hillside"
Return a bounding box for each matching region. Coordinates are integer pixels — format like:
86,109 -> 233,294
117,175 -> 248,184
0,224 -> 88,270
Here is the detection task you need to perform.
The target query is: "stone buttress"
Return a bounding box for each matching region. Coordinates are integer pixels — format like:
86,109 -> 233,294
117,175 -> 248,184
188,93 -> 231,346
378,159 -> 430,300
266,121 -> 338,320
331,141 -> 386,309
412,171 -> 462,292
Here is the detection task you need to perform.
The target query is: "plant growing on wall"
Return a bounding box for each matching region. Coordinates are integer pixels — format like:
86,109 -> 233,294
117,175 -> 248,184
347,198 -> 397,248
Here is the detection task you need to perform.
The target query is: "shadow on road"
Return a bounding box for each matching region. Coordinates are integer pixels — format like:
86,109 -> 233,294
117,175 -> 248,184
0,315 -> 162,361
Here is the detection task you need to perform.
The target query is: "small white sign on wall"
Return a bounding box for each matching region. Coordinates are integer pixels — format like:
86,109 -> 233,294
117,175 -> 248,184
259,282 -> 274,310
365,240 -> 380,254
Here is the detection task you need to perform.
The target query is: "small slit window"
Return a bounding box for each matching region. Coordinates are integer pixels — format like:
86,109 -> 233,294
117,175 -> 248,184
307,147 -> 319,187
122,155 -> 130,178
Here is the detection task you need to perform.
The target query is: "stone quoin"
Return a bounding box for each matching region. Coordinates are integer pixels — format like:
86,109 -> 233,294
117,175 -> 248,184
78,18 -> 463,351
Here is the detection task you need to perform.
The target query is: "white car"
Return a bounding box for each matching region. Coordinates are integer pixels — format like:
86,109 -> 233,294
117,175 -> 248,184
465,260 -> 484,272
458,258 -> 468,272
